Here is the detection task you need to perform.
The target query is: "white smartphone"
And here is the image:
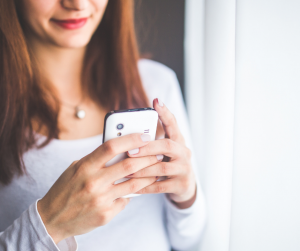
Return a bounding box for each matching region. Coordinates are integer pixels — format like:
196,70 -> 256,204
103,108 -> 158,198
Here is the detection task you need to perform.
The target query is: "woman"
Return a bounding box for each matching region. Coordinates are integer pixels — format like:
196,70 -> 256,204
0,0 -> 206,250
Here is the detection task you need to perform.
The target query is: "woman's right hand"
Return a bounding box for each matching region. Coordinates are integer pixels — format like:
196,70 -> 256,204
37,133 -> 159,244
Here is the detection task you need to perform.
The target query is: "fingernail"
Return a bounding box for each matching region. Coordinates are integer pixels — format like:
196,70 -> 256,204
140,134 -> 151,142
128,148 -> 139,155
156,154 -> 164,161
157,98 -> 164,107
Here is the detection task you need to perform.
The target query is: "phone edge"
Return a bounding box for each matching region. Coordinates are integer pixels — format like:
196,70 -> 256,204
102,108 -> 155,143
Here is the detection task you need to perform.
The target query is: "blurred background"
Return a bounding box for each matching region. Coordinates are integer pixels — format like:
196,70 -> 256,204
134,0 -> 186,96
134,0 -> 300,251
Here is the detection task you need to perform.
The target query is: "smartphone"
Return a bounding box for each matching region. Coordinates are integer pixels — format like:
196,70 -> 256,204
103,108 -> 158,198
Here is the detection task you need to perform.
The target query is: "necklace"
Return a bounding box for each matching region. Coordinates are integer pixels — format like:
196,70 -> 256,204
61,98 -> 86,119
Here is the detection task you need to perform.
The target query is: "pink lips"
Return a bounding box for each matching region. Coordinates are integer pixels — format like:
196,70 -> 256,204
51,18 -> 88,30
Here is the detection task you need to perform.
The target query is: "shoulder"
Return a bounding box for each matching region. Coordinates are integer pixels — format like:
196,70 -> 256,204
138,58 -> 177,82
138,59 -> 181,105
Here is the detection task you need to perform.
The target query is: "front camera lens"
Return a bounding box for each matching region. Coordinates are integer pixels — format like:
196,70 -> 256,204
116,123 -> 124,130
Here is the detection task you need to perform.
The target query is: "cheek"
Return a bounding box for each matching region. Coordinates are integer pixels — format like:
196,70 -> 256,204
91,0 -> 109,17
21,0 -> 57,29
92,0 -> 109,9
88,0 -> 109,31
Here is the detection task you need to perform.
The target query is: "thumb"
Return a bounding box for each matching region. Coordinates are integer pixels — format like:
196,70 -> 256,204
153,98 -> 185,145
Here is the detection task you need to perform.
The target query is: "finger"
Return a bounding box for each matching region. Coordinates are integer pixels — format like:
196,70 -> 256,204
111,177 -> 156,199
127,161 -> 183,178
136,179 -> 177,195
87,133 -> 151,167
128,138 -> 184,159
109,197 -> 131,218
153,98 -> 185,144
105,155 -> 163,182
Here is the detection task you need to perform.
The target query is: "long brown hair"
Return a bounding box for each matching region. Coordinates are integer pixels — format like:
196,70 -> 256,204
0,0 -> 149,184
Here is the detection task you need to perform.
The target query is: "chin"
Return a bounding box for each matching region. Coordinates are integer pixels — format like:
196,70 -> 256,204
51,34 -> 93,49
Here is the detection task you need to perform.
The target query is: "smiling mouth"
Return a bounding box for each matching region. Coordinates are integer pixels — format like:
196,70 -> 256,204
51,18 -> 88,30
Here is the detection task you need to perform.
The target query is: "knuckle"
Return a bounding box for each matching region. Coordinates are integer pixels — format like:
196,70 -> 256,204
71,162 -> 84,178
94,215 -> 102,226
99,212 -> 110,225
79,159 -> 92,172
160,162 -> 169,175
155,184 -> 166,193
128,180 -> 138,193
90,197 -> 100,208
138,167 -> 147,177
91,200 -> 111,226
129,133 -> 138,142
142,143 -> 152,154
164,139 -> 174,151
72,160 -> 90,177
166,139 -> 176,152
96,194 -> 108,207
103,141 -> 116,156
138,167 -> 151,177
138,187 -> 147,194
83,180 -> 97,194
122,159 -> 135,173
70,160 -> 79,168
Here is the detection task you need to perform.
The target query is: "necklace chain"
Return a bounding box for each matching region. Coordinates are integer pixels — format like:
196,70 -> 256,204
60,97 -> 86,119
60,96 -> 83,108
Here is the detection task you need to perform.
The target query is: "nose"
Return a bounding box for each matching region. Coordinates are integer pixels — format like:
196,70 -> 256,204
61,0 -> 88,11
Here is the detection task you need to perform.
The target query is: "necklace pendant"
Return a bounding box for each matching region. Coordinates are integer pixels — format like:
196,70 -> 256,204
76,107 -> 86,119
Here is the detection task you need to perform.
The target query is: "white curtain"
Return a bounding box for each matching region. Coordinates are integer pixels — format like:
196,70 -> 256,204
185,0 -> 300,251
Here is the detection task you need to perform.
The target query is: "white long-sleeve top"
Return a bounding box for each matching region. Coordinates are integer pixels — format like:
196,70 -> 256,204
0,59 -> 206,251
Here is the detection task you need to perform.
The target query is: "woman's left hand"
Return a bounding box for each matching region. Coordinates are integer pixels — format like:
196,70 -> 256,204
127,98 -> 197,209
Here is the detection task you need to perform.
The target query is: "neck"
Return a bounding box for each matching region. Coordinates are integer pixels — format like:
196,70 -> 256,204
31,39 -> 87,104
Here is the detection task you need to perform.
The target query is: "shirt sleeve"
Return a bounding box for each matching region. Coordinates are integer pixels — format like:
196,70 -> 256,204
164,184 -> 206,250
0,200 -> 77,251
160,68 -> 207,250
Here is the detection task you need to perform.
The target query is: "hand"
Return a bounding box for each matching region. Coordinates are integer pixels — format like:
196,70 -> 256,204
38,133 -> 160,244
127,98 -> 197,208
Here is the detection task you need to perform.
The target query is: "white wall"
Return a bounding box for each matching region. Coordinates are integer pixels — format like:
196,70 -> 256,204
185,0 -> 300,251
230,1 -> 300,250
